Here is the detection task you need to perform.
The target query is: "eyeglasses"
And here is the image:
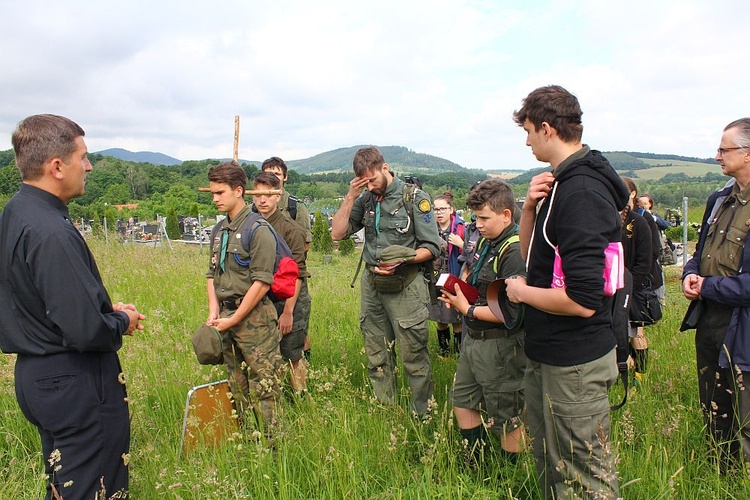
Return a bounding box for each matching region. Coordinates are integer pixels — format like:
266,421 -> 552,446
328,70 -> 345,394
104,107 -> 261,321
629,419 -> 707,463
434,207 -> 450,213
717,147 -> 746,156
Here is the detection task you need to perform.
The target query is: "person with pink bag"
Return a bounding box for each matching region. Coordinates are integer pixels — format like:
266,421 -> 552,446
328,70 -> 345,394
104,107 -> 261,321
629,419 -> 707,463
504,85 -> 630,499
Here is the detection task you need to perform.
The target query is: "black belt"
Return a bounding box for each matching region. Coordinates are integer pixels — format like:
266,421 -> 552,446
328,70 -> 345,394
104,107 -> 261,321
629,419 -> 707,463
221,299 -> 240,311
466,328 -> 511,340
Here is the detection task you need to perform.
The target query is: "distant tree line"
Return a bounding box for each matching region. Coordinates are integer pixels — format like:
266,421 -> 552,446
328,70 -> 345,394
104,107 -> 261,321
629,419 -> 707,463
0,149 -> 732,229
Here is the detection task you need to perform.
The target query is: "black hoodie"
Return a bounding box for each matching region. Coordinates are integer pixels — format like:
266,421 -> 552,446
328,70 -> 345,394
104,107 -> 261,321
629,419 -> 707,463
525,147 -> 630,366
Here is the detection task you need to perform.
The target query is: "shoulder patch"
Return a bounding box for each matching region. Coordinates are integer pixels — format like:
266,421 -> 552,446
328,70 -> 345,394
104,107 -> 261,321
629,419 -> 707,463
418,199 -> 431,213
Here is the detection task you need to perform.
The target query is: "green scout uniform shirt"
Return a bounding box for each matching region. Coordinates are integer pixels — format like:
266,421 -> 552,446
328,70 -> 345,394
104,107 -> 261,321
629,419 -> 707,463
265,208 -> 311,279
279,190 -> 312,244
464,223 -> 526,332
700,181 -> 750,278
206,204 -> 277,302
345,175 -> 441,266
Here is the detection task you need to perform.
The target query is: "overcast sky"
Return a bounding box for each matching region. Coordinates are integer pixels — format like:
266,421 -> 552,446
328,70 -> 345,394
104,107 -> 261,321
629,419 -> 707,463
1,0 -> 747,170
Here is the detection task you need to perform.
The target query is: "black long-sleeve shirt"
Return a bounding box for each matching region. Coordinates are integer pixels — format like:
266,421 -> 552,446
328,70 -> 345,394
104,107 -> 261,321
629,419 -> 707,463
0,184 -> 128,355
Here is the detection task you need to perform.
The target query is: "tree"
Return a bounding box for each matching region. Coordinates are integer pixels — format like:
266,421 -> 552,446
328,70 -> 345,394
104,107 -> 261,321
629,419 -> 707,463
104,183 -> 131,204
338,237 -> 355,256
165,206 -> 181,240
189,203 -> 200,217
126,165 -> 149,199
286,169 -> 300,185
311,210 -> 333,254
296,183 -> 324,201
0,163 -> 21,195
102,205 -> 118,232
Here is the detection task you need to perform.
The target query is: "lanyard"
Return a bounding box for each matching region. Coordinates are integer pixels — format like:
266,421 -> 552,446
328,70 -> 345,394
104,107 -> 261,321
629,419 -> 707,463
470,238 -> 489,286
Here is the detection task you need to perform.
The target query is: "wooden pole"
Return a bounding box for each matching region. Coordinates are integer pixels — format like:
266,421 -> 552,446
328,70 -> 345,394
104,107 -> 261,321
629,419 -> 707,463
233,115 -> 240,163
198,188 -> 282,196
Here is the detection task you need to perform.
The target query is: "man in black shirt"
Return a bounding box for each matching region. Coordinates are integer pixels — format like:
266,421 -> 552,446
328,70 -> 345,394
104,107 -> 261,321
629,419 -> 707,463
506,86 -> 628,498
0,114 -> 145,499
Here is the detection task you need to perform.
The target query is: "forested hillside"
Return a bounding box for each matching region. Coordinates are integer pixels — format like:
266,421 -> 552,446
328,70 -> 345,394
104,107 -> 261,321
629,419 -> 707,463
287,145 -> 467,174
0,146 -> 728,228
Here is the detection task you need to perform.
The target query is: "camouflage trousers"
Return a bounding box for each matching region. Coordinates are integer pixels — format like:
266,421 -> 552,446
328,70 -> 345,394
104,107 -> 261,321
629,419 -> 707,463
221,297 -> 285,433
275,277 -> 312,363
360,270 -> 434,414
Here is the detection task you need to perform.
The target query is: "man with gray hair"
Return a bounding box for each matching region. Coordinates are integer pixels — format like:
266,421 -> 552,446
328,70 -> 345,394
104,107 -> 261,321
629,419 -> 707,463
682,117 -> 750,469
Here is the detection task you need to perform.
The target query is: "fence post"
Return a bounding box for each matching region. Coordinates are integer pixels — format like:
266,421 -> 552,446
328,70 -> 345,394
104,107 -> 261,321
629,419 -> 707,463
682,196 -> 689,267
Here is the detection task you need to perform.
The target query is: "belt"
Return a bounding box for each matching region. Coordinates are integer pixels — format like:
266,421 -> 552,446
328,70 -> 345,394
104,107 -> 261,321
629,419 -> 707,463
466,328 -> 511,340
221,299 -> 240,311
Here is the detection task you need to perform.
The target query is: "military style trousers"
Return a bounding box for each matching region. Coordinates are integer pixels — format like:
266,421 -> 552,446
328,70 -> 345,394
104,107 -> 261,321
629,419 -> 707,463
360,269 -> 434,414
276,277 -> 312,363
525,348 -> 618,499
221,298 -> 284,432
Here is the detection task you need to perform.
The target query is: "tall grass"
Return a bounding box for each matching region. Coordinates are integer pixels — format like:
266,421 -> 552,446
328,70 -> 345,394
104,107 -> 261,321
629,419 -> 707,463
0,241 -> 749,498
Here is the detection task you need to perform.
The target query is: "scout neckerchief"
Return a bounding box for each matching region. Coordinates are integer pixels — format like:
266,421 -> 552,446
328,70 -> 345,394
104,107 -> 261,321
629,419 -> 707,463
374,194 -> 383,236
470,238 -> 490,286
219,227 -> 229,272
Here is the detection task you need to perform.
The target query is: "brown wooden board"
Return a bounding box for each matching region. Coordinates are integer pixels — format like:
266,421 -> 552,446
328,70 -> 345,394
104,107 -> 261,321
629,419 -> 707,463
179,380 -> 238,454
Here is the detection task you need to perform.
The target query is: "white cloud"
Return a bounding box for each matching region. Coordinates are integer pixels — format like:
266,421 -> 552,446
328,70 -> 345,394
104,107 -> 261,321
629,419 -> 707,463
1,0 -> 748,170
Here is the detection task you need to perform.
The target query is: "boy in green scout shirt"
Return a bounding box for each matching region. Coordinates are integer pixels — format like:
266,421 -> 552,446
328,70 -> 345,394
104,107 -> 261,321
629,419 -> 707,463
252,171 -> 312,394
205,162 -> 284,436
261,156 -> 315,361
439,178 -> 527,466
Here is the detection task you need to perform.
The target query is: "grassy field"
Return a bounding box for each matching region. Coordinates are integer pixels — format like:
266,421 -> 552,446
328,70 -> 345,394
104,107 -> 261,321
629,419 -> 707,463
619,159 -> 718,181
1,240 -> 749,498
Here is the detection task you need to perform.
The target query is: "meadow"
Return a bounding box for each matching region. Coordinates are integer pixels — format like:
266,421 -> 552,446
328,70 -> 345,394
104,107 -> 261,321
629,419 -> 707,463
624,159 -> 717,181
1,239 -> 750,499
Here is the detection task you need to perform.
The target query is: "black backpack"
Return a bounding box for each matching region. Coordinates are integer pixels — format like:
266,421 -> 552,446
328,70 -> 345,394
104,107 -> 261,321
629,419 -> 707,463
287,195 -> 300,221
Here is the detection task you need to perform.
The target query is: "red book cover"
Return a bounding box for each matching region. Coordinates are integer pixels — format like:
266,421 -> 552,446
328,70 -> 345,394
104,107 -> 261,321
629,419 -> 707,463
436,273 -> 479,304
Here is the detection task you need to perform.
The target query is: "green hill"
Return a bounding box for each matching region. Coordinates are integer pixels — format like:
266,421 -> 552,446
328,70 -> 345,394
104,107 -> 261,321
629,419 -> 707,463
287,145 -> 466,175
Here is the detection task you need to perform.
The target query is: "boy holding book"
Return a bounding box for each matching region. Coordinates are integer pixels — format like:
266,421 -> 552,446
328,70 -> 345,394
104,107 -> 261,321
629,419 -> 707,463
439,178 -> 527,466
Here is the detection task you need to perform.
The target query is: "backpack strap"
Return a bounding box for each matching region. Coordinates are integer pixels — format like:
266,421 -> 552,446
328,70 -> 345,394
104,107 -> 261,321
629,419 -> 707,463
349,182 -> 421,288
239,212 -> 265,253
492,234 -> 520,274
235,212 -> 279,267
209,220 -> 224,249
288,195 -> 300,221
401,182 -> 419,220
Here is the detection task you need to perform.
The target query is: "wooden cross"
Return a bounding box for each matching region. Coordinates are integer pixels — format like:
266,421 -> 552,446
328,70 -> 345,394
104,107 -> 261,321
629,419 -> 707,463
197,115 -> 282,196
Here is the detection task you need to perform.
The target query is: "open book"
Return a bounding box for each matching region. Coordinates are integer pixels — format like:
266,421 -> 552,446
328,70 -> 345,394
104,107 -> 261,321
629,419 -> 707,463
436,273 -> 479,304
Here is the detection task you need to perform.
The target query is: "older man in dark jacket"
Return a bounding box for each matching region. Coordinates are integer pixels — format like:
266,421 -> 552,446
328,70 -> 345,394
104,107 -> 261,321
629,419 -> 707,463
682,117 -> 750,468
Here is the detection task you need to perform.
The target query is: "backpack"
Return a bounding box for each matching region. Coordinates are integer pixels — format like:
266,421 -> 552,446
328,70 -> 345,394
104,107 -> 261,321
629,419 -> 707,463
469,233 -> 519,286
287,195 -> 300,221
212,212 -> 299,302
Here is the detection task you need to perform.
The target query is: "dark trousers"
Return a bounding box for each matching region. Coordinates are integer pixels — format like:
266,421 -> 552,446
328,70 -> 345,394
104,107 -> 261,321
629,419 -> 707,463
15,351 -> 130,499
694,300 -> 750,465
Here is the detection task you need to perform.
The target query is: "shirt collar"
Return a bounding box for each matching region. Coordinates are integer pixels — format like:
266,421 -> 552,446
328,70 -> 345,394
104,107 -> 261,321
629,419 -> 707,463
19,183 -> 70,219
554,145 -> 591,178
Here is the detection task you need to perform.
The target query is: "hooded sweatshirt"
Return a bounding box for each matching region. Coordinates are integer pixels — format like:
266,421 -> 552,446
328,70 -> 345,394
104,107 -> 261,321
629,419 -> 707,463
525,147 -> 630,366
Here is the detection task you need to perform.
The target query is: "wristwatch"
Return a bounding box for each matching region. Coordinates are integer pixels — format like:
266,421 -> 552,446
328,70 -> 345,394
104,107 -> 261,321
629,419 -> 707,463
466,305 -> 477,319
